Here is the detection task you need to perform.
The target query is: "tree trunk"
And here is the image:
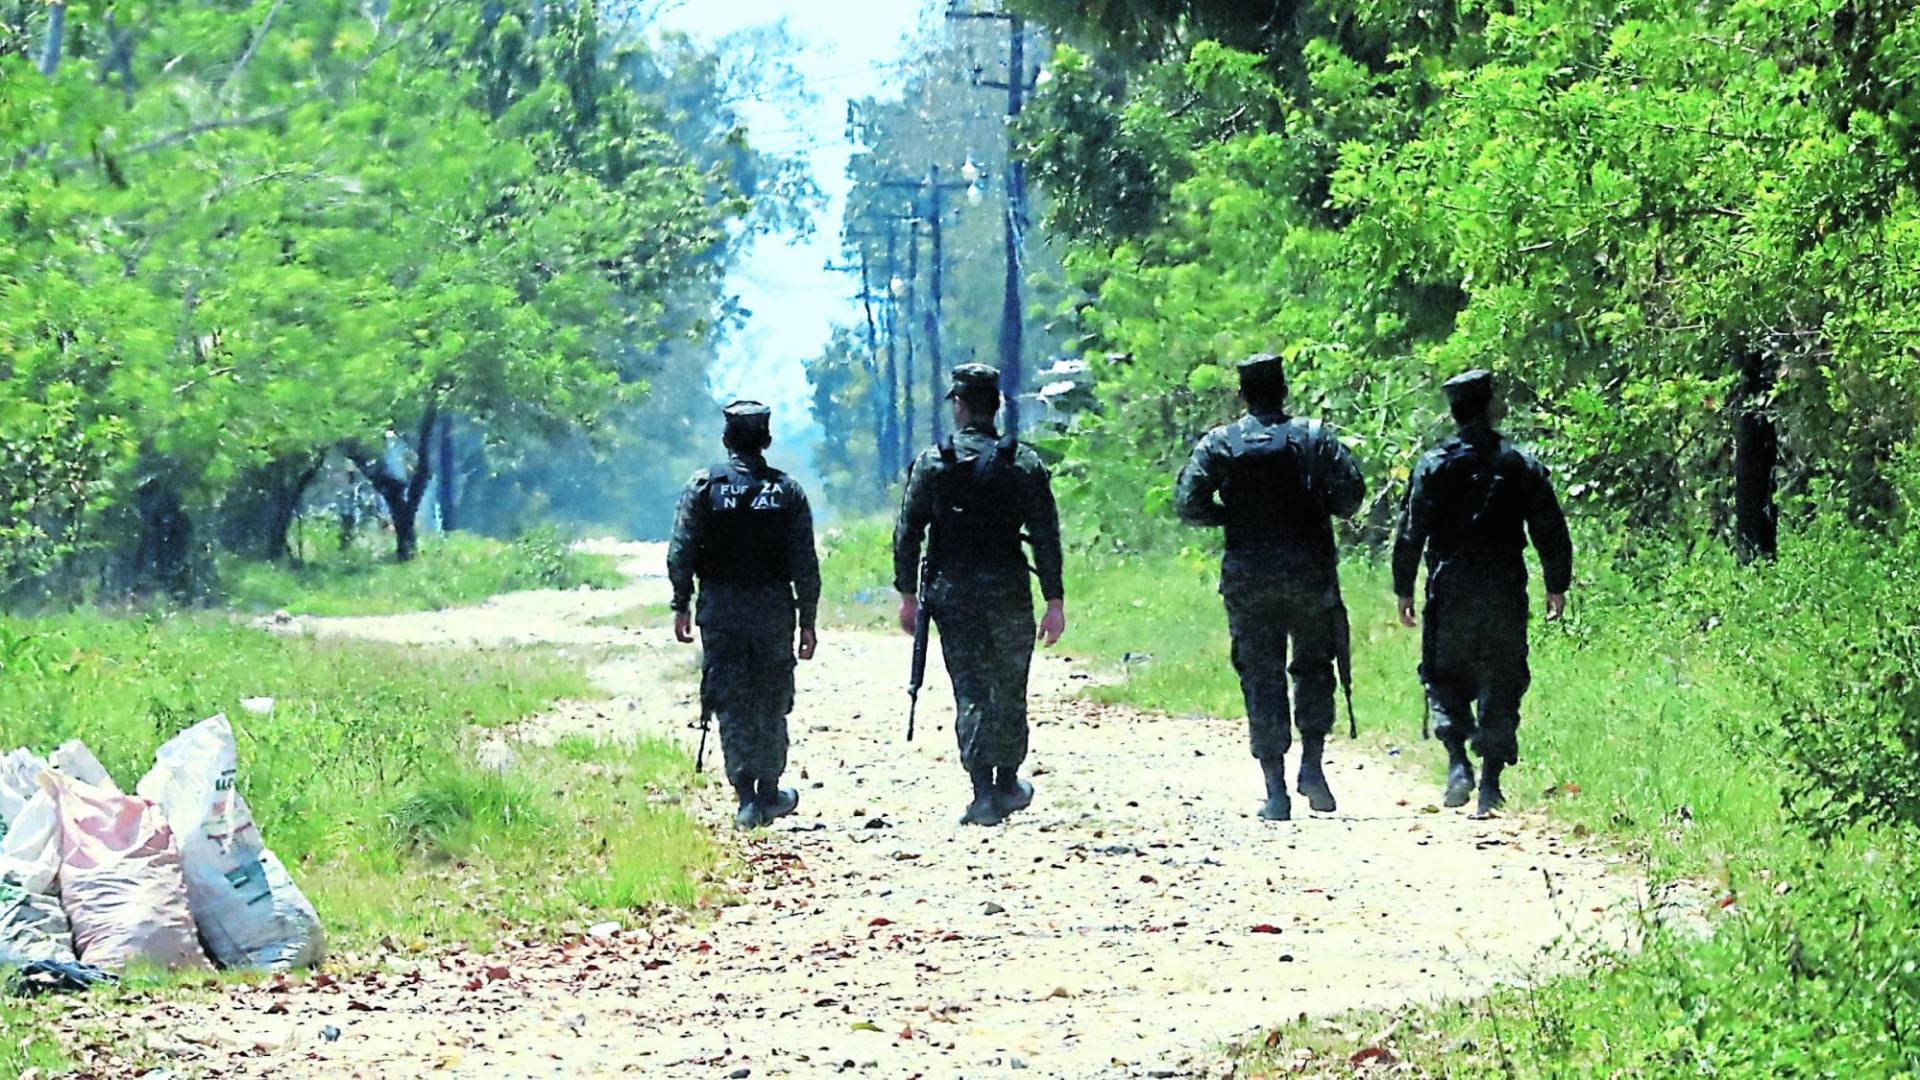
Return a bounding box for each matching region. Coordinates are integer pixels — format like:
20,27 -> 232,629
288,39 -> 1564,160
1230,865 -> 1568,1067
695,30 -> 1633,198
135,467 -> 193,597
436,412 -> 457,532
263,458 -> 323,564
37,0 -> 64,77
1732,347 -> 1779,563
349,404 -> 438,563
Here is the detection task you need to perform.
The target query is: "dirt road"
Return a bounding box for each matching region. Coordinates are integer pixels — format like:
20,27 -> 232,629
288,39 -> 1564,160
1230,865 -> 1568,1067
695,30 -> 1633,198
132,542 -> 1636,1078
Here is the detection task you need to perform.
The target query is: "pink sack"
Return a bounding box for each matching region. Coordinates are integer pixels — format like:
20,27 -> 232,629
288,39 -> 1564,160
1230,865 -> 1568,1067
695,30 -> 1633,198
39,771 -> 210,972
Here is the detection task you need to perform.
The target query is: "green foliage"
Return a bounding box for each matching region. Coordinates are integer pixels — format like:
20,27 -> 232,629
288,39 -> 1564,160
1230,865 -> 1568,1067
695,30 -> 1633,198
218,532 -> 621,617
1021,2 -> 1920,550
0,0 -> 776,582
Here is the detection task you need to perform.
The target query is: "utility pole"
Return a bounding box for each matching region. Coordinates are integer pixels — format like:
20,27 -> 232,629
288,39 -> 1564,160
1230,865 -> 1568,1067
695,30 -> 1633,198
881,166 -> 976,444
950,3 -> 1036,432
824,247 -> 891,479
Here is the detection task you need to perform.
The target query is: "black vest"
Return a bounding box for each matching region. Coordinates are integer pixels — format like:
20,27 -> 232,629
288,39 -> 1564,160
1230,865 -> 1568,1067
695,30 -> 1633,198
696,460 -> 793,588
928,433 -> 1024,573
1218,415 -> 1337,563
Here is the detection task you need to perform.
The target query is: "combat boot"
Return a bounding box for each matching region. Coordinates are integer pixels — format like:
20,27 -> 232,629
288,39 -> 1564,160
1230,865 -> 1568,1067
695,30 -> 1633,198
993,767 -> 1034,815
757,775 -> 799,822
1295,737 -> 1337,813
732,779 -> 767,831
1257,759 -> 1292,821
960,767 -> 1005,826
1473,759 -> 1507,819
1442,740 -> 1474,809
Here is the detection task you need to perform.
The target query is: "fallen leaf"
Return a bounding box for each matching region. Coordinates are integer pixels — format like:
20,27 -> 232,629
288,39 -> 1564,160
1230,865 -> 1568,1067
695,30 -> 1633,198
1350,1046 -> 1398,1067
1250,924 -> 1283,934
850,1021 -> 884,1033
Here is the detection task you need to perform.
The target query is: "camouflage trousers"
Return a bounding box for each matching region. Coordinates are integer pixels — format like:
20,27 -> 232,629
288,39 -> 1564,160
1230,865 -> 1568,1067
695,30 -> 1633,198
934,597 -> 1036,773
1223,587 -> 1338,762
1423,588 -> 1531,767
701,628 -> 796,789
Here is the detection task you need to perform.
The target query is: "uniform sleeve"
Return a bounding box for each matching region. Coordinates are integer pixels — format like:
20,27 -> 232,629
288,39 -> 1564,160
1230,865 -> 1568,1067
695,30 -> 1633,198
787,482 -> 822,630
1174,433 -> 1228,527
1525,463 -> 1574,595
1022,453 -> 1066,602
892,450 -> 938,595
1390,459 -> 1432,598
666,470 -> 709,614
1316,426 -> 1367,519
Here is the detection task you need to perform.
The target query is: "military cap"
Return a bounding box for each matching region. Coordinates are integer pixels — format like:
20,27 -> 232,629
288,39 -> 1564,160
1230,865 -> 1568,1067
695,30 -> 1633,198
722,400 -> 772,425
946,363 -> 1001,398
1442,369 -> 1494,413
1236,353 -> 1286,379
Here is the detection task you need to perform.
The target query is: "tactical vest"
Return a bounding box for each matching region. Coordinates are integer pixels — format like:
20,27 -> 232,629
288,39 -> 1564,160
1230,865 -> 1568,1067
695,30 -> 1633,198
1421,434 -> 1532,586
928,433 -> 1025,574
696,460 -> 794,588
1218,416 -> 1337,561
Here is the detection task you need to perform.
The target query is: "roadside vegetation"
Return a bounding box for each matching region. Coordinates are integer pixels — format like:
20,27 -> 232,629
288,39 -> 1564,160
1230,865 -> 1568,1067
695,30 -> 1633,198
219,529 -> 623,617
0,599 -> 710,1073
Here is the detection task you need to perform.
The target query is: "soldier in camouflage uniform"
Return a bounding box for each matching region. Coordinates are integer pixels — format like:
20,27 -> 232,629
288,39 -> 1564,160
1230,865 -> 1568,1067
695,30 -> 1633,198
893,364 -> 1067,827
668,401 -> 822,830
1177,354 -> 1367,821
1392,370 -> 1573,818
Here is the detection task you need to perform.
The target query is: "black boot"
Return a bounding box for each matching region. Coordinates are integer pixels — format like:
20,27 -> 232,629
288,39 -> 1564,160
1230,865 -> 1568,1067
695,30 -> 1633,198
961,767 -> 1005,826
756,775 -> 799,822
1473,759 -> 1507,819
1442,741 -> 1474,809
993,767 -> 1034,815
732,778 -> 767,831
1258,759 -> 1292,821
1296,737 -> 1337,813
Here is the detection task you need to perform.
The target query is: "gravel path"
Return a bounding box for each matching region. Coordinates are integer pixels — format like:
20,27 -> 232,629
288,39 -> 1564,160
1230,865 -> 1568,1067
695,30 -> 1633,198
123,542 -> 1637,1079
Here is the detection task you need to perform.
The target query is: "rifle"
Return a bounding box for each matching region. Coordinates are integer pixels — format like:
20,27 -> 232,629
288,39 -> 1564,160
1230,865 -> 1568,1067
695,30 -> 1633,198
1333,598 -> 1357,739
906,548 -> 932,742
692,657 -> 713,773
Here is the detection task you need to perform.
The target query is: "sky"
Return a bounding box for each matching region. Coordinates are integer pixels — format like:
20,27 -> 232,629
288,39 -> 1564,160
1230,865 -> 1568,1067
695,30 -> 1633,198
651,0 -> 930,462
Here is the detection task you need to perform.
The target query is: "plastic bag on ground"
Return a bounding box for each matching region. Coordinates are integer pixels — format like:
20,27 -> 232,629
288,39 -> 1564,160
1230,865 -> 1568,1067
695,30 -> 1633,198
48,741 -> 117,793
137,715 -> 324,971
0,749 -> 48,831
41,770 -> 210,972
0,791 -> 74,967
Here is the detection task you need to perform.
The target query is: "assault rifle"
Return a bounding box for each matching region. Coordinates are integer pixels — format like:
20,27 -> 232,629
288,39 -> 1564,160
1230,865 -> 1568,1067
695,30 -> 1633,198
906,547 -> 932,743
692,659 -> 713,773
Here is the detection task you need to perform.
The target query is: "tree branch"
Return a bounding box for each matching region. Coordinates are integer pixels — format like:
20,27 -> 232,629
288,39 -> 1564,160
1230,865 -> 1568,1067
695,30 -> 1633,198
222,0 -> 288,103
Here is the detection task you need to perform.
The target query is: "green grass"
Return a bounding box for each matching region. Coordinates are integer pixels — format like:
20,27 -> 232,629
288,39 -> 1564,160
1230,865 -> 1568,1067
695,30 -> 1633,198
817,522 -> 1920,1077
0,608 -> 713,959
219,528 -> 623,617
0,999 -> 67,1076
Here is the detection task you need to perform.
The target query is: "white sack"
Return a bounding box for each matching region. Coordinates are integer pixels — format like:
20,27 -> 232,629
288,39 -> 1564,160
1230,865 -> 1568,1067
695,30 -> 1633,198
0,749 -> 48,830
0,790 -> 74,966
49,740 -> 117,792
137,715 -> 324,971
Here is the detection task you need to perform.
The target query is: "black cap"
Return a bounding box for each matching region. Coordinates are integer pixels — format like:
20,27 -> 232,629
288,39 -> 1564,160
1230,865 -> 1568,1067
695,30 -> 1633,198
722,400 -> 772,426
1236,353 -> 1284,379
946,363 -> 1001,398
1442,369 -> 1494,414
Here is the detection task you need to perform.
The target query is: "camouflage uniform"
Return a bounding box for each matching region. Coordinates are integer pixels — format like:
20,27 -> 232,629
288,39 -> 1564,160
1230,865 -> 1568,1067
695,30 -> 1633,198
1177,359 -> 1366,820
667,435 -> 820,796
892,374 -> 1065,781
1392,370 -> 1572,811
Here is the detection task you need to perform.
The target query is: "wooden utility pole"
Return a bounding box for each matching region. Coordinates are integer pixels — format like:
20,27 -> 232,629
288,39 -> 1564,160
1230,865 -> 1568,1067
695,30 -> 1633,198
950,4 -> 1036,432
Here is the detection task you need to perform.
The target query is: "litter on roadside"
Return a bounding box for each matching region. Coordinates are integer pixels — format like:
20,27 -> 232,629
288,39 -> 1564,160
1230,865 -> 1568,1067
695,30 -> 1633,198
0,717 -> 325,984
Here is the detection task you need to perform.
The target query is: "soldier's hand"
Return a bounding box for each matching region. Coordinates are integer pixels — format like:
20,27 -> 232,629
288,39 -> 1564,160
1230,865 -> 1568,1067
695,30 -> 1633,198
1544,592 -> 1568,621
673,611 -> 695,644
1396,596 -> 1417,628
1038,600 -> 1066,647
798,627 -> 818,661
898,594 -> 918,636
